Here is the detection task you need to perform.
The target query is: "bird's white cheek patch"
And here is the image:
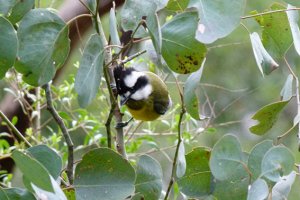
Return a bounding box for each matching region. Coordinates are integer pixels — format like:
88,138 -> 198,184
124,71 -> 144,88
131,84 -> 152,100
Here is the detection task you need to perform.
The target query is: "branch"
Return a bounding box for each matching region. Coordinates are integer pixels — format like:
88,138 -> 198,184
164,77 -> 186,200
0,110 -> 32,147
43,83 -> 74,185
241,7 -> 300,19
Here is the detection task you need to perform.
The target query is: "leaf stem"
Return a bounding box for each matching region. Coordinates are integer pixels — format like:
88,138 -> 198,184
43,83 -> 74,185
241,7 -> 300,19
164,77 -> 186,200
284,57 -> 300,150
66,14 -> 92,26
0,111 -> 32,147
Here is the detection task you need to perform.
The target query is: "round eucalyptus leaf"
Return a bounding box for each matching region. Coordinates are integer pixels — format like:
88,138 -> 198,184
248,140 -> 273,180
261,146 -> 294,182
134,155 -> 163,200
247,179 -> 269,200
210,134 -> 246,181
74,148 -> 136,200
177,147 -> 212,198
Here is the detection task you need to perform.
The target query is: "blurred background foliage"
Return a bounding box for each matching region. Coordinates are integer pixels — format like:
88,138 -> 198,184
1,0 -> 300,199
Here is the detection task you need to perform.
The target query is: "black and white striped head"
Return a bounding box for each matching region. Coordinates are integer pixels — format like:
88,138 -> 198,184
113,66 -> 152,105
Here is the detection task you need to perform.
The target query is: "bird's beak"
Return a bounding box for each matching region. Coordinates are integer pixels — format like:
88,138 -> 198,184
120,95 -> 130,106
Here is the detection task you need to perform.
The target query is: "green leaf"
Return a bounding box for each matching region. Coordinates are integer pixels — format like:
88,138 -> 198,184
0,187 -> 8,200
286,4 -> 300,55
109,6 -> 121,54
213,152 -> 249,200
86,0 -> 97,13
64,188 -> 76,200
7,0 -> 35,24
210,134 -> 246,181
248,140 -> 273,180
27,144 -> 62,179
11,150 -> 53,192
250,32 -> 279,76
0,0 -> 16,16
0,16 -> 18,79
120,0 -> 167,37
74,148 -> 136,200
188,0 -> 246,44
177,147 -> 212,198
4,188 -> 36,200
250,100 -> 289,135
161,11 -> 207,74
183,59 -> 205,120
271,171 -> 296,200
133,155 -> 163,200
166,0 -> 189,12
32,176 -> 67,200
254,3 -> 293,60
75,34 -> 104,107
146,13 -> 162,56
176,142 -> 186,178
15,8 -> 70,86
247,179 -> 269,200
261,146 -> 294,182
280,74 -> 293,101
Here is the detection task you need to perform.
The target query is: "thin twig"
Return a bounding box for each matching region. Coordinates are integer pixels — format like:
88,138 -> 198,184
43,83 -> 74,185
164,77 -> 186,200
121,50 -> 147,64
241,7 -> 300,19
0,110 -> 32,147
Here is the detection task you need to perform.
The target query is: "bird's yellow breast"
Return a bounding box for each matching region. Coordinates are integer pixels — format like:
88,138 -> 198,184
127,104 -> 160,121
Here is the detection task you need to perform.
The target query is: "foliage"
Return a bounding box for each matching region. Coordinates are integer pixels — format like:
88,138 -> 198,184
0,0 -> 300,200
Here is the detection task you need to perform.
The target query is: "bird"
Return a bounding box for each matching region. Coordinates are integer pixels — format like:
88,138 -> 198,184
113,65 -> 172,122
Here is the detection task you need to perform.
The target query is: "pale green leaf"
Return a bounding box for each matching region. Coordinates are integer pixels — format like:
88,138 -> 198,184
261,146 -> 294,182
109,7 -> 121,54
176,142 -> 186,178
247,179 -> 269,200
146,13 -> 162,56
210,134 -> 246,181
121,0 -> 168,37
183,59 -> 205,120
272,171 -> 296,200
248,140 -> 273,180
280,74 -> 293,101
250,32 -> 279,76
286,4 -> 300,55
75,34 -> 104,107
188,0 -> 246,44
31,176 -> 67,200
